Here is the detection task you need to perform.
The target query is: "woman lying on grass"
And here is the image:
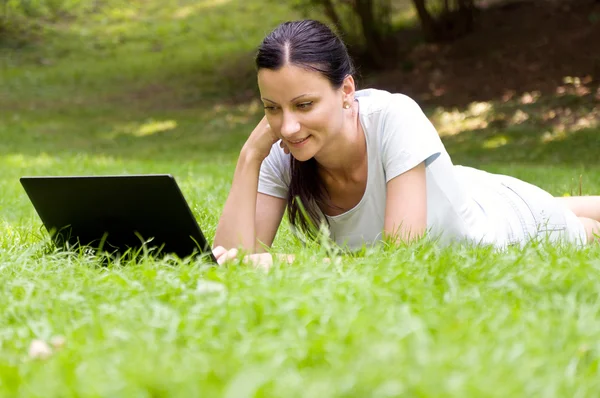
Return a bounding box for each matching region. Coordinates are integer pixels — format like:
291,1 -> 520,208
212,19 -> 600,267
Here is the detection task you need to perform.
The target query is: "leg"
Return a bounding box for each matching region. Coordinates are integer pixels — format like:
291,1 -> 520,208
579,217 -> 600,244
555,196 -> 600,222
495,174 -> 597,246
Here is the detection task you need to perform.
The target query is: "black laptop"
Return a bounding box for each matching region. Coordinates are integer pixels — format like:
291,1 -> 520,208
20,174 -> 217,263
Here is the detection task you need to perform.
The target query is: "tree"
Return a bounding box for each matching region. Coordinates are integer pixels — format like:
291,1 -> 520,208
411,0 -> 476,42
293,0 -> 393,68
293,0 -> 478,66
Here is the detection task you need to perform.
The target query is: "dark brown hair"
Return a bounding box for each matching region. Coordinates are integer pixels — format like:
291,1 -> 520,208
255,20 -> 356,239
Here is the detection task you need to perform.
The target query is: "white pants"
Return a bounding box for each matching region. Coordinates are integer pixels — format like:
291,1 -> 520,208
492,174 -> 587,248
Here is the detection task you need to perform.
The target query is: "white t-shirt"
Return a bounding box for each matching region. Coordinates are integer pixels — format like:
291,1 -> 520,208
257,88 -> 511,250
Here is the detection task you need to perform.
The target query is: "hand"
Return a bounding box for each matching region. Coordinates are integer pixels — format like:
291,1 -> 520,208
212,246 -> 239,266
243,252 -> 274,270
279,139 -> 290,155
212,246 -> 275,270
242,116 -> 288,162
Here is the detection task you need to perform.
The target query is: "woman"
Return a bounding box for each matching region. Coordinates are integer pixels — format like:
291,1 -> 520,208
212,19 -> 599,267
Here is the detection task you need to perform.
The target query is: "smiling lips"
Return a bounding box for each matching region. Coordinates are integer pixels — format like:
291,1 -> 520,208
288,136 -> 310,147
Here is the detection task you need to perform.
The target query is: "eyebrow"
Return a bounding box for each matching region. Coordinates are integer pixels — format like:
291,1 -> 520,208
262,94 -> 312,104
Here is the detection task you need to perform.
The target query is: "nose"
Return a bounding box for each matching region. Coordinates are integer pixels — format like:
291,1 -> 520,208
280,111 -> 300,137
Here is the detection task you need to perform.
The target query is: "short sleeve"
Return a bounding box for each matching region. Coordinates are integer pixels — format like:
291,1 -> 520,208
257,141 -> 290,199
380,94 -> 444,182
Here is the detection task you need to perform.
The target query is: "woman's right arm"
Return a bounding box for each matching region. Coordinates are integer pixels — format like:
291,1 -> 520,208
212,116 -> 287,253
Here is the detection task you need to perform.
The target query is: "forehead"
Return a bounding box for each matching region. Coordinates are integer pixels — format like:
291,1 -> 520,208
258,64 -> 333,100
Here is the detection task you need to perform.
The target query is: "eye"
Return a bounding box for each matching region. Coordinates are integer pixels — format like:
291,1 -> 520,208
297,101 -> 313,110
263,106 -> 279,113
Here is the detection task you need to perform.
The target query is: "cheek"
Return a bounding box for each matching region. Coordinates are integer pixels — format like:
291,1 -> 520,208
306,106 -> 342,130
265,114 -> 283,135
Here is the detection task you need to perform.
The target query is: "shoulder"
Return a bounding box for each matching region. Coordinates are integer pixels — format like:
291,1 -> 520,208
258,140 -> 292,193
356,89 -> 424,127
356,88 -> 420,113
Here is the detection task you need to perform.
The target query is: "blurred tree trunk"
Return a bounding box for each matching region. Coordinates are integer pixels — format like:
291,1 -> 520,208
297,0 -> 477,64
319,0 -> 344,31
412,0 -> 438,42
353,0 -> 386,67
307,0 -> 389,68
411,0 -> 476,42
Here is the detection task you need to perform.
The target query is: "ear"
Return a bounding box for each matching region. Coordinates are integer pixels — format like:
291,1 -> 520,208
341,74 -> 356,104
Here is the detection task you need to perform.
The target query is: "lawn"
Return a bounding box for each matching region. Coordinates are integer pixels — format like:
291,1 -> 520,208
1,0 -> 600,396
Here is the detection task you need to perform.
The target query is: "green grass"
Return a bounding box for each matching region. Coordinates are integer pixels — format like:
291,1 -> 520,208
2,0 -> 600,396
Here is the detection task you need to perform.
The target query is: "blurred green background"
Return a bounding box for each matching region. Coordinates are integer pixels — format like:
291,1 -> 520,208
1,0 -> 599,223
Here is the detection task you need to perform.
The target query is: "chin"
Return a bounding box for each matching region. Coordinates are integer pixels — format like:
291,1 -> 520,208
290,152 -> 315,162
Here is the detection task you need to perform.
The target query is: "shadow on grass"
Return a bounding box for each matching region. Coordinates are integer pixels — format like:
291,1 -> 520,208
365,0 -> 600,109
444,126 -> 599,166
431,83 -> 600,168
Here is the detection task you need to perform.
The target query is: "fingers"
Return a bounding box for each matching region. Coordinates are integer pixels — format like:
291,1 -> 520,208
243,253 -> 273,270
279,140 -> 290,155
212,247 -> 274,269
212,246 -> 227,259
214,247 -> 239,266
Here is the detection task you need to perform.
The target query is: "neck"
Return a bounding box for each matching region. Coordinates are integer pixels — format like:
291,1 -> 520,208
314,100 -> 365,181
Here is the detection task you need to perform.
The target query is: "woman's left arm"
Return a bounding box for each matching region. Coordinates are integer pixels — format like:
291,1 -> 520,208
383,161 -> 427,244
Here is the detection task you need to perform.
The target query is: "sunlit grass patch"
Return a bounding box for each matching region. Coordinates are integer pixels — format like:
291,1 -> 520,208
432,78 -> 600,140
427,73 -> 600,170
